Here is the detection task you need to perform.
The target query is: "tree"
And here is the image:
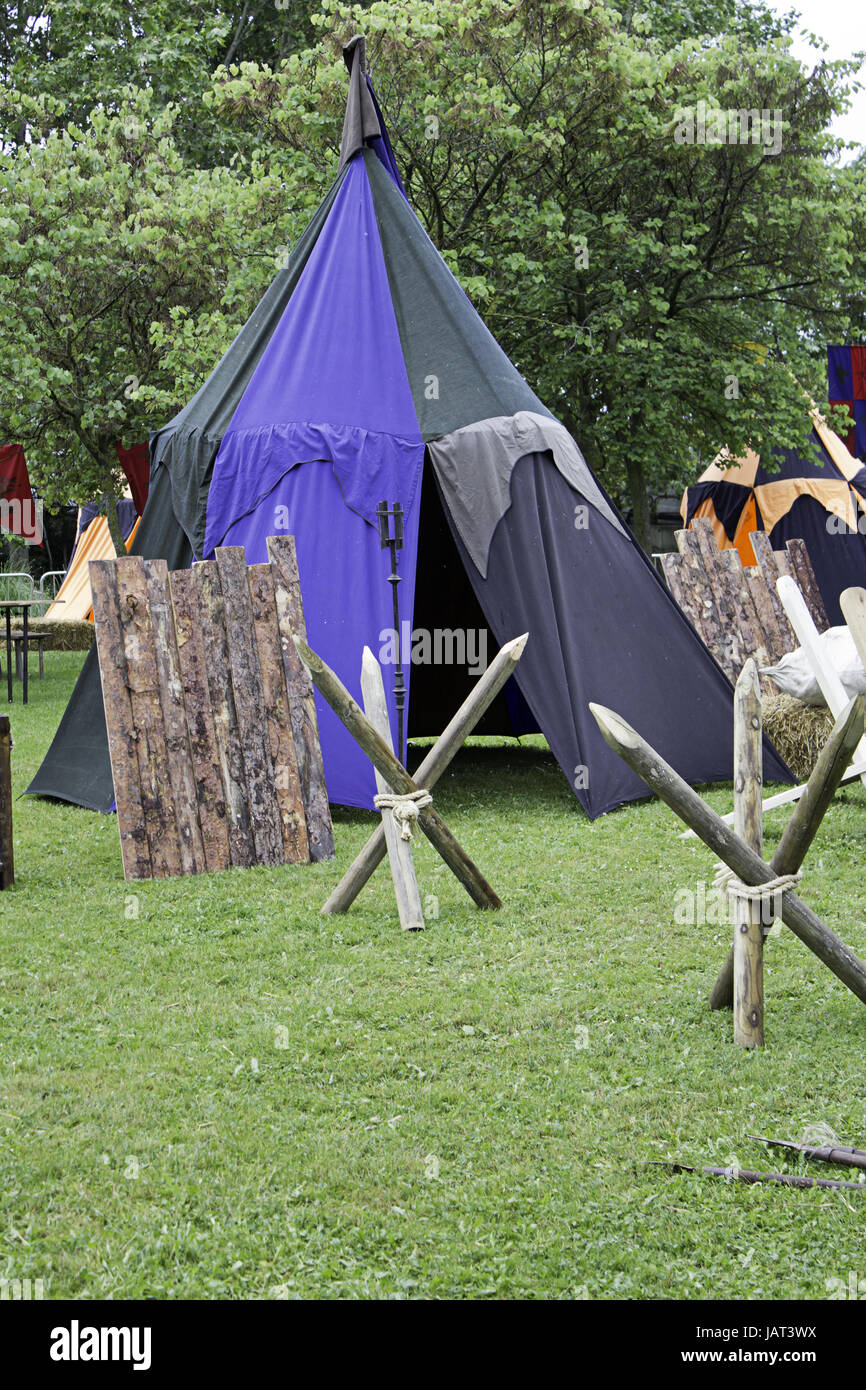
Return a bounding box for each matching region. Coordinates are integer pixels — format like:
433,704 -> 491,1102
0,91 -> 286,549
0,2 -> 347,161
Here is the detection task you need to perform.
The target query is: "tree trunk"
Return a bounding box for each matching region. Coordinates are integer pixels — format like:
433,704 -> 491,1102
626,453 -> 651,553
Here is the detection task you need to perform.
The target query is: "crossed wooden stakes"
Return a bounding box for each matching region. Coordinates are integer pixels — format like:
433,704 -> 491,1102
293,632 -> 529,930
590,663 -> 866,1047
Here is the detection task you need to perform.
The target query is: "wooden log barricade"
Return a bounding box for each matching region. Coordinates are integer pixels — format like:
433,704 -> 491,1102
322,632 -> 528,917
294,635 -> 525,929
361,647 -> 425,932
661,519 -> 826,685
708,693 -> 865,1010
90,536 -> 334,881
589,692 -> 866,1047
0,715 -> 12,890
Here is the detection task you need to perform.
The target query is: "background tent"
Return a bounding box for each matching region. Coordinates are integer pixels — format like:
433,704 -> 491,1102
681,410 -> 866,625
30,37 -> 790,816
43,501 -> 140,622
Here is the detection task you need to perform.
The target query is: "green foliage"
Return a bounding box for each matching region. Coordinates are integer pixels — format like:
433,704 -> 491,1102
0,2 -> 323,161
0,89 -> 287,511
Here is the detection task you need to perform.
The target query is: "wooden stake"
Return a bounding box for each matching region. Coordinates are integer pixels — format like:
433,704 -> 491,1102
0,715 -> 13,890
322,633 -> 528,914
194,560 -> 256,868
588,702 -> 866,1006
750,532 -> 795,651
90,561 -> 153,880
652,1160 -> 864,1192
675,528 -> 729,674
294,635 -> 502,910
692,519 -> 745,676
840,587 -> 866,672
732,659 -> 764,1047
114,557 -> 184,878
360,647 -> 425,931
216,547 -> 284,868
146,560 -> 206,876
247,563 -> 309,866
266,537 -> 334,863
169,569 -> 233,874
719,550 -> 768,671
750,1134 -> 866,1171
709,696 -> 864,1009
785,538 -> 828,632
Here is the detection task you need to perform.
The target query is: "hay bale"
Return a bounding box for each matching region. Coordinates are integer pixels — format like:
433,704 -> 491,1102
7,618 -> 94,652
762,693 -> 834,780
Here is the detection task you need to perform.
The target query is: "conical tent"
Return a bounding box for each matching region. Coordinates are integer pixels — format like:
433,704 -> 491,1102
29,38 -> 791,817
682,411 -> 866,625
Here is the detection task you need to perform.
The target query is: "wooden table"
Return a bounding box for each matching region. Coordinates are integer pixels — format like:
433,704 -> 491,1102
1,599 -> 44,704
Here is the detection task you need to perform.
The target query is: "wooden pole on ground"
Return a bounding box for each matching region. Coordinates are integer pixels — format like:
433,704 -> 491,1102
684,757 -> 866,835
0,715 -> 13,889
294,635 -> 502,910
732,660 -> 764,1046
321,633 -> 527,915
708,695 -> 864,1009
588,702 -> 866,1007
360,647 -> 425,931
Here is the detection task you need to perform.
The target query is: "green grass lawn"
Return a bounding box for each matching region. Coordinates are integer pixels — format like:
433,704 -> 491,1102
2,651 -> 866,1300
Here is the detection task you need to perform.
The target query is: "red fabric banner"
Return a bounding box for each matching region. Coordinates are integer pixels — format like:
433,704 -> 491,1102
115,441 -> 150,517
0,443 -> 41,543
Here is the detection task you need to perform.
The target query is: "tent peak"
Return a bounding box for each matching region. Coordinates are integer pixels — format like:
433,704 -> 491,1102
343,35 -> 367,75
339,34 -> 381,169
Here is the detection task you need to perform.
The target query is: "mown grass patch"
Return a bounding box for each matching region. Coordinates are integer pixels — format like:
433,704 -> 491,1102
2,652 -> 865,1299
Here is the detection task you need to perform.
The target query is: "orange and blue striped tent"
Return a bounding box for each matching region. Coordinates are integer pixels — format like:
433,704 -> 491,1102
681,411 -> 866,624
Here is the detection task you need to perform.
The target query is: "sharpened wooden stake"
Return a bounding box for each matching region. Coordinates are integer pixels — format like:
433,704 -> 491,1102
588,701 -> 866,1008
0,715 -> 13,889
709,695 -> 864,1009
322,633 -> 528,914
732,659 -> 764,1047
361,647 -> 425,931
294,634 -> 502,911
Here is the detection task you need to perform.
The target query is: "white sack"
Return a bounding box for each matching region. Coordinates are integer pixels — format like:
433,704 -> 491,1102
762,626 -> 866,706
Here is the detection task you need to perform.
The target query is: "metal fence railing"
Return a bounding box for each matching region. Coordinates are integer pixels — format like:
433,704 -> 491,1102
39,570 -> 66,600
0,571 -> 35,603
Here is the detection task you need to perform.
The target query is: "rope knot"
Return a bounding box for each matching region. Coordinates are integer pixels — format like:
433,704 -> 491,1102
713,864 -> 802,913
373,789 -> 432,841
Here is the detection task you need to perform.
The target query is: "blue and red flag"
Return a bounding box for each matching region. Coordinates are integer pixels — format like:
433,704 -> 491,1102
827,345 -> 866,458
